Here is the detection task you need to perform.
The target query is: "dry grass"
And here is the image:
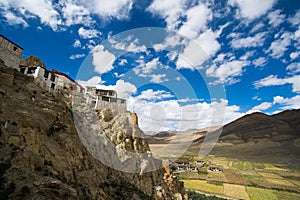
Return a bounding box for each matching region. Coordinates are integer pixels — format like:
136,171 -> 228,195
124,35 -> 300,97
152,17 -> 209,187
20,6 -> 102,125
246,187 -> 277,200
207,172 -> 227,182
265,178 -> 295,187
223,183 -> 249,200
224,169 -> 249,185
182,180 -> 223,195
273,190 -> 300,200
289,180 -> 300,187
258,172 -> 282,179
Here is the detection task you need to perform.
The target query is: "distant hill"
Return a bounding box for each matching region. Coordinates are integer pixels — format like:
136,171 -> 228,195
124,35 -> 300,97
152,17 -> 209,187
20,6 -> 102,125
219,110 -> 300,142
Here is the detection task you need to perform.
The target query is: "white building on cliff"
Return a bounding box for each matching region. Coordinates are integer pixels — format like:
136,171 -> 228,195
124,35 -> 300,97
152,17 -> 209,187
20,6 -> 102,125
19,56 -> 84,94
85,86 -> 127,112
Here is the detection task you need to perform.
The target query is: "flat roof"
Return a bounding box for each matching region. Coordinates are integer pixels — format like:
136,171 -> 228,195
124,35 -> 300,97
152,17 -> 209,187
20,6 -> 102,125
0,34 -> 23,50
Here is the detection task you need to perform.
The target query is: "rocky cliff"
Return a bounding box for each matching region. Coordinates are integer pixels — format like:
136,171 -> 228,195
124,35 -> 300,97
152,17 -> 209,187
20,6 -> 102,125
0,65 -> 187,200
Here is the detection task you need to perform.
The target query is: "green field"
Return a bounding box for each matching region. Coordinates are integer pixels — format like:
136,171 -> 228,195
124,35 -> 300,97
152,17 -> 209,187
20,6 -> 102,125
178,155 -> 300,200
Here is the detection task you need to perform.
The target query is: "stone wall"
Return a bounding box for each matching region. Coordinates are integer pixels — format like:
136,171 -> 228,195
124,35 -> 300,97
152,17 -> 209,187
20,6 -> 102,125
0,36 -> 22,70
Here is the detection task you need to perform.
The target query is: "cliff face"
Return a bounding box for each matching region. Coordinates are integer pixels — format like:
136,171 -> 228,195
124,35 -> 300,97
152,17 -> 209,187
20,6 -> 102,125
0,66 -> 187,200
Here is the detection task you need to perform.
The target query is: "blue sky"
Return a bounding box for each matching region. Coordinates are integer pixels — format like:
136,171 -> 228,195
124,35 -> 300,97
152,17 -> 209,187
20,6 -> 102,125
0,0 -> 299,131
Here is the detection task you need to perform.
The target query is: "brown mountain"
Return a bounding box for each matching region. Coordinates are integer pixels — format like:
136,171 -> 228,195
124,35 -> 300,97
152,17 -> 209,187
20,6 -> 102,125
218,111 -> 300,142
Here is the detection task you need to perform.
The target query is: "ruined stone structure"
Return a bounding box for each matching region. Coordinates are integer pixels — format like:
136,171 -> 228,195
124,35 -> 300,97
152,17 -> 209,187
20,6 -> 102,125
0,34 -> 23,69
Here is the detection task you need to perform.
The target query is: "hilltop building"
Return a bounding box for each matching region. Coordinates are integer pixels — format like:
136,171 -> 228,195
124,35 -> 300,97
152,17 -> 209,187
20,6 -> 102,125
0,34 -> 23,69
19,56 -> 84,94
85,87 -> 127,112
0,34 -> 127,112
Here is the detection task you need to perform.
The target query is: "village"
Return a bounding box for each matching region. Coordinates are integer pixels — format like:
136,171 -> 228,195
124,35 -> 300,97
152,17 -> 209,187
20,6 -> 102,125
0,34 -> 127,113
170,160 -> 223,174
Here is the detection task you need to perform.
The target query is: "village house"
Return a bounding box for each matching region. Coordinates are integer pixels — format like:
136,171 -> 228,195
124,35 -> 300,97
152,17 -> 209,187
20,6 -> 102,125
0,34 -> 23,70
207,166 -> 223,172
195,161 -> 205,166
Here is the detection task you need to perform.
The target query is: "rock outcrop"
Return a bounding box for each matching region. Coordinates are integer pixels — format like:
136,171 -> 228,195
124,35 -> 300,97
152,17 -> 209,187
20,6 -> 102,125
0,66 -> 187,199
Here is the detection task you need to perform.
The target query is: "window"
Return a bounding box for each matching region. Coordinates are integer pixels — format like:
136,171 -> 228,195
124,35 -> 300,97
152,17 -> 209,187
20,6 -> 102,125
110,98 -> 117,103
100,91 -> 107,96
109,91 -> 114,96
13,47 -> 17,51
20,68 -> 25,74
51,83 -> 55,89
102,96 -> 109,102
50,74 -> 56,82
44,71 -> 49,79
27,67 -> 36,74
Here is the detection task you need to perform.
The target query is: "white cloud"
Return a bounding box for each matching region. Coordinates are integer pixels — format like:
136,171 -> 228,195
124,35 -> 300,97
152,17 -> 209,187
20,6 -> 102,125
127,97 -> 244,131
266,31 -> 293,59
60,0 -> 94,26
73,39 -> 82,48
118,59 -> 128,66
133,58 -> 169,84
206,60 -> 250,84
92,45 -> 116,74
229,0 -> 276,20
147,0 -> 186,31
250,22 -> 265,33
253,57 -> 268,67
178,3 -> 212,38
254,74 -> 300,93
78,27 -> 101,39
252,96 -> 262,101
150,74 -> 168,83
77,76 -> 104,87
81,0 -> 133,20
249,102 -> 273,113
115,80 -> 137,99
69,53 -> 85,60
288,11 -> 300,26
0,0 -> 62,30
176,29 -> 221,69
3,11 -> 28,27
268,9 -> 285,27
286,62 -> 300,74
273,95 -> 300,109
231,32 -> 266,49
109,37 -> 147,53
135,89 -> 174,102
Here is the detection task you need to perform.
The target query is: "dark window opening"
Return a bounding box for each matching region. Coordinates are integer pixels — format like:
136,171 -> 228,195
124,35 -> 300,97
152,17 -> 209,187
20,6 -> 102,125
50,74 -> 56,82
110,98 -> 117,103
109,91 -> 114,96
100,91 -> 107,96
102,96 -> 109,102
27,67 -> 36,74
51,83 -> 55,89
13,47 -> 17,51
44,71 -> 49,79
20,68 -> 25,74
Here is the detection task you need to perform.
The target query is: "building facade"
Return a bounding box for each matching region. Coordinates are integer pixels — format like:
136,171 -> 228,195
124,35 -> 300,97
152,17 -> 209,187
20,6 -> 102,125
0,34 -> 23,69
86,87 -> 127,112
19,56 -> 84,95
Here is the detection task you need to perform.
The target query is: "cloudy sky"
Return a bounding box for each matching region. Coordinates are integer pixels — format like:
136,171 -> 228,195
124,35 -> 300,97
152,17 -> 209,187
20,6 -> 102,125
1,0 -> 299,131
